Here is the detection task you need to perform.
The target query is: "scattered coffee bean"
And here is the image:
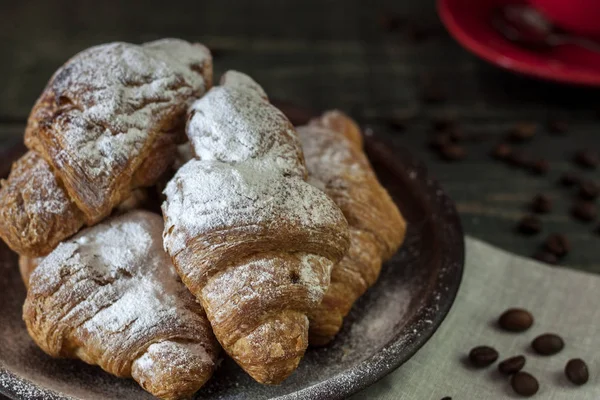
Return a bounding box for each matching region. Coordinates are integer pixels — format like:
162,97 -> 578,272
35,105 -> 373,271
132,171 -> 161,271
491,143 -> 513,160
511,372 -> 539,397
530,159 -> 549,175
559,172 -> 581,187
440,397 -> 452,400
507,151 -> 531,168
449,129 -> 466,143
498,355 -> 526,375
429,133 -> 451,150
421,82 -> 446,104
579,180 -> 599,200
565,358 -> 589,386
532,333 -> 564,355
531,194 -> 552,214
508,122 -> 537,142
574,149 -> 599,169
433,116 -> 457,131
533,250 -> 558,265
544,233 -> 570,258
440,144 -> 466,161
517,215 -> 541,235
469,346 -> 499,367
547,118 -> 568,134
378,12 -> 404,32
387,116 -> 407,132
498,308 -> 534,332
571,201 -> 597,222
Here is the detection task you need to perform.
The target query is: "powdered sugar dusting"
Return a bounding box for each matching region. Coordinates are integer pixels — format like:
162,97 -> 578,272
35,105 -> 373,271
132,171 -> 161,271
25,210 -> 217,394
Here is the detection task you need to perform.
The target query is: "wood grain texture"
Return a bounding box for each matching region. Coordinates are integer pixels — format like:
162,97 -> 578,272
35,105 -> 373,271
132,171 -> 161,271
0,0 -> 598,271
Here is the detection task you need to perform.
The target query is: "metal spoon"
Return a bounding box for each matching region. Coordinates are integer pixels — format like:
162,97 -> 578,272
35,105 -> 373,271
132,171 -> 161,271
493,4 -> 600,53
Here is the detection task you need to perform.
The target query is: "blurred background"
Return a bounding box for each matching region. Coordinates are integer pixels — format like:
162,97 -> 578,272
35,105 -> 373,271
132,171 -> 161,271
0,0 -> 598,269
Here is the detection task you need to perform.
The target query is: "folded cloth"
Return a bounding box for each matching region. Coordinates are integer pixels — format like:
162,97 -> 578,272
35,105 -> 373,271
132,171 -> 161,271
353,236 -> 600,400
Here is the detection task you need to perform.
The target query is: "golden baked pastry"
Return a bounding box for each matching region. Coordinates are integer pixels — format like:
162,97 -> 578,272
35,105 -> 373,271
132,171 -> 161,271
162,71 -> 350,384
297,111 -> 407,346
0,39 -> 213,257
23,211 -> 220,400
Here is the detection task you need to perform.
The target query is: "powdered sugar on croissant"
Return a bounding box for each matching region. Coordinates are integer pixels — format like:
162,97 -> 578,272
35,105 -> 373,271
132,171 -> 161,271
23,211 -> 220,400
162,71 -> 349,384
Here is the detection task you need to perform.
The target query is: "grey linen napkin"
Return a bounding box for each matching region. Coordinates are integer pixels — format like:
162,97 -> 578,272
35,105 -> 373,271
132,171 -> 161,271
352,236 -> 600,400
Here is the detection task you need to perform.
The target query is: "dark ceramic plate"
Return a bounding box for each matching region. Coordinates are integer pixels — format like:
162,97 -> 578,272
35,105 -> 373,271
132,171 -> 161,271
0,111 -> 464,400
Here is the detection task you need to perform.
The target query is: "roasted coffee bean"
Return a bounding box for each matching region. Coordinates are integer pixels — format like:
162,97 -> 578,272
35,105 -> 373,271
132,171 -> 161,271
449,129 -> 466,143
574,150 -> 599,169
499,355 -> 526,375
559,172 -> 581,187
378,12 -> 404,32
571,201 -> 597,222
433,116 -> 457,131
530,159 -> 549,175
491,143 -> 513,160
579,180 -> 599,200
440,397 -> 452,400
508,122 -> 537,142
498,308 -> 534,332
532,333 -> 564,355
440,144 -> 466,161
565,358 -> 589,386
387,116 -> 407,132
429,133 -> 451,150
531,194 -> 552,214
533,250 -> 558,265
544,233 -> 570,258
511,372 -> 539,397
517,215 -> 541,235
507,151 -> 531,168
547,118 -> 568,134
469,346 -> 499,367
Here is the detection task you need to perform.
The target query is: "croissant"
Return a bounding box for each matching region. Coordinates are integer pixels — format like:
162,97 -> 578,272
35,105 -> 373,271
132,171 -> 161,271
0,39 -> 213,257
162,71 -> 350,384
23,210 -> 220,400
296,111 -> 407,346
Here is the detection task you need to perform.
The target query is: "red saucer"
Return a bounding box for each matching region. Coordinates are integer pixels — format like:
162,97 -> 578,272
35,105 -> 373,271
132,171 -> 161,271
438,0 -> 600,86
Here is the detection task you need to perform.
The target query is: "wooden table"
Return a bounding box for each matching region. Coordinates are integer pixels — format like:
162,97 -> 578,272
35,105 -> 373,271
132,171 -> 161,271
0,0 -> 598,272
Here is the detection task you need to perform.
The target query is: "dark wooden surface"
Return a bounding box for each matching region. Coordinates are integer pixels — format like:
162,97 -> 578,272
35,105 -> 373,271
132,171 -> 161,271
0,0 -> 598,272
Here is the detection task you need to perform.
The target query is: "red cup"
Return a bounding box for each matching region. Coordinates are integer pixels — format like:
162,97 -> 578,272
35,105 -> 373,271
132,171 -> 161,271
529,0 -> 600,38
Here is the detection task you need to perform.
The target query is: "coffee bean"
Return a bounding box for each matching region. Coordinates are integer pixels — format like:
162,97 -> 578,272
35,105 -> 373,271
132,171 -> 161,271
507,151 -> 531,168
498,308 -> 534,332
449,129 -> 466,143
559,172 -> 581,187
571,201 -> 597,222
440,144 -> 466,161
440,397 -> 452,400
378,12 -> 404,32
547,118 -> 568,134
499,355 -> 526,375
574,150 -> 599,169
531,194 -> 552,214
432,116 -> 457,131
508,122 -> 537,142
579,180 -> 599,200
517,215 -> 541,235
491,143 -> 513,160
469,346 -> 499,367
533,250 -> 558,265
511,372 -> 539,397
532,333 -> 564,355
421,83 -> 446,104
429,133 -> 451,150
565,358 -> 589,386
530,159 -> 549,175
544,233 -> 570,258
387,116 -> 407,132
